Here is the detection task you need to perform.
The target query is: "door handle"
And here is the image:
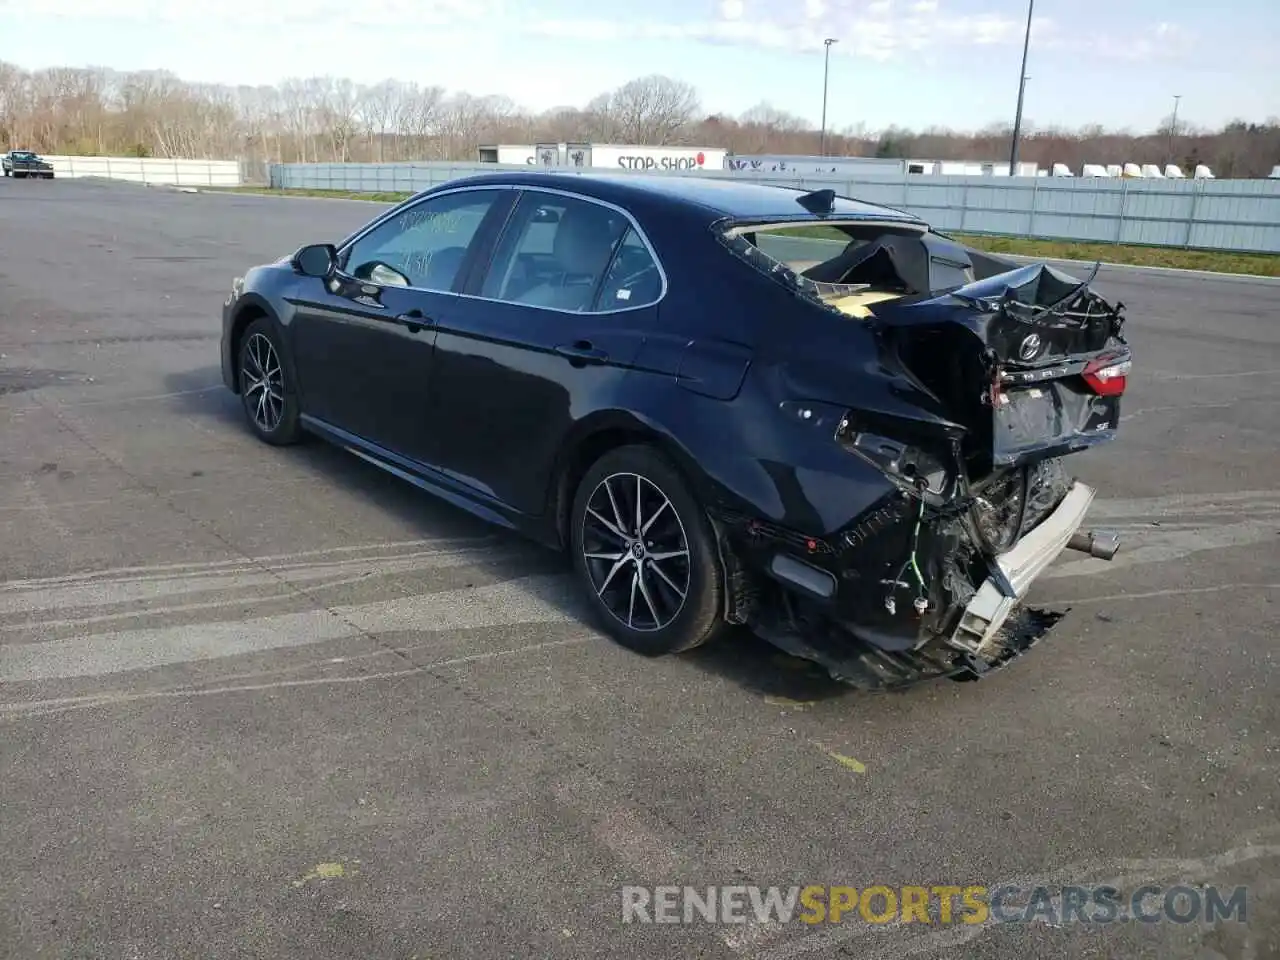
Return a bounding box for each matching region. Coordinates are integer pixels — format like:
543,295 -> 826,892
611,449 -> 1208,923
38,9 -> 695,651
396,309 -> 430,333
554,341 -> 609,366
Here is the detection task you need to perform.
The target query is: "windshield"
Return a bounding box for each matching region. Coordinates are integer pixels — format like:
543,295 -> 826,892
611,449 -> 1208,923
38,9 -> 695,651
10,152 -> 36,160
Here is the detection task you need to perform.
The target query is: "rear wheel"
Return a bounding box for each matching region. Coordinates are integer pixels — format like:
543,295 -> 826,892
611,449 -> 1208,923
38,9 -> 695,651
569,444 -> 728,656
237,316 -> 302,445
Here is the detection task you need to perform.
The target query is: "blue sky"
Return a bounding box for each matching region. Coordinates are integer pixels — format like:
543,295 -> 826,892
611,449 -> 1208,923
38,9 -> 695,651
1,0 -> 1276,133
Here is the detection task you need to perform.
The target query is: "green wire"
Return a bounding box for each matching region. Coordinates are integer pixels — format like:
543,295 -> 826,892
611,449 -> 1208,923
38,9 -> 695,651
909,497 -> 926,594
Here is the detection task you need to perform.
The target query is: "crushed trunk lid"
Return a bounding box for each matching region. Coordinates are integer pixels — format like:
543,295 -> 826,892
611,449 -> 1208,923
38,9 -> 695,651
868,261 -> 1131,477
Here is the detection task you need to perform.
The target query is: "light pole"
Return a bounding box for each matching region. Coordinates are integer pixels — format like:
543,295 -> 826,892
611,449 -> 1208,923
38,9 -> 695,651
1168,94 -> 1182,165
820,37 -> 838,156
1008,0 -> 1034,174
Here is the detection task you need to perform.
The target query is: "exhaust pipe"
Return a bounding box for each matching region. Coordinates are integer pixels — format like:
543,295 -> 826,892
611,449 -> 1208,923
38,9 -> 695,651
1067,530 -> 1121,560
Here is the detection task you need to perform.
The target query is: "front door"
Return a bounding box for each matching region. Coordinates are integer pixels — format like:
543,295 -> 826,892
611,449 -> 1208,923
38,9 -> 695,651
287,187 -> 514,462
427,189 -> 665,517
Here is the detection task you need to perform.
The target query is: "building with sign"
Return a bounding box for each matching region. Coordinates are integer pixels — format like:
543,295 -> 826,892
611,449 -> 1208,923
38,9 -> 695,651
477,143 -> 728,172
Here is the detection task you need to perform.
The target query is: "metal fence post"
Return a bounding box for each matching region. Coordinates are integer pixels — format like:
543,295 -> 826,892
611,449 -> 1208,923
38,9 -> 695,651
1028,177 -> 1038,238
1183,180 -> 1201,249
1115,179 -> 1128,245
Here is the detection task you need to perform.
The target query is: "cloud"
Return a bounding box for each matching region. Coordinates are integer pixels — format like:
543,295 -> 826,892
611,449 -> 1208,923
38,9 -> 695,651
522,0 -> 1044,62
1070,20 -> 1194,62
1,0 -> 1191,67
523,0 -> 1195,66
0,0 -> 504,25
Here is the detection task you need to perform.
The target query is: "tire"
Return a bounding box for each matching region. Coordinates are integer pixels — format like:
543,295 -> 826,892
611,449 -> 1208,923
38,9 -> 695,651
236,316 -> 303,445
569,444 -> 728,657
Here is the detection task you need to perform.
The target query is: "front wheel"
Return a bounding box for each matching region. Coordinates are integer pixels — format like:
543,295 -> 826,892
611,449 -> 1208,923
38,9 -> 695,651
569,444 -> 728,657
237,316 -> 302,445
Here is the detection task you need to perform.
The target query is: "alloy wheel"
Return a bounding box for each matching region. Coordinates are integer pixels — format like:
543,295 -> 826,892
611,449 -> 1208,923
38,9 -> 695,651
580,471 -> 692,632
241,332 -> 285,433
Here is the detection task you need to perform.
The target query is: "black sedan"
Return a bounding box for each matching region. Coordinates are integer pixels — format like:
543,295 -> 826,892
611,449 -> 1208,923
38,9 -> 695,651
220,171 -> 1131,689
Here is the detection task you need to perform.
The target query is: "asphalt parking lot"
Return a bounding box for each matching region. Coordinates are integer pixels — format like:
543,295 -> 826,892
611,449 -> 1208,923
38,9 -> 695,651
1,177 -> 1277,959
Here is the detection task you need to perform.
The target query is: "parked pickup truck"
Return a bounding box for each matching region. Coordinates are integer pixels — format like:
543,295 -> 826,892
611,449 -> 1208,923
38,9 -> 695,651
2,150 -> 55,178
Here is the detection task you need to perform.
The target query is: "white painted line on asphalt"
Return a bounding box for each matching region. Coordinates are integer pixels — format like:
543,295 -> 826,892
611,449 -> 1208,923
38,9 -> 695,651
0,635 -> 593,719
1144,368 -> 1280,381
1041,490 -> 1280,581
0,546 -> 512,625
1041,582 -> 1280,606
0,572 -> 580,682
56,385 -> 225,406
1120,402 -> 1236,421
1045,517 -> 1280,580
0,535 -> 499,588
1085,490 -> 1280,517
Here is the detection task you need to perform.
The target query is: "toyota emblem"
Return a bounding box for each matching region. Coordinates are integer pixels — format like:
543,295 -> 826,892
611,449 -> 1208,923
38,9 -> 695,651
1018,333 -> 1043,361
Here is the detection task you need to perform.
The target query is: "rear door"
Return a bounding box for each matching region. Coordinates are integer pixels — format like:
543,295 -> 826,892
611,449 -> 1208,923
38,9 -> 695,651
286,187 -> 514,459
426,188 -> 664,516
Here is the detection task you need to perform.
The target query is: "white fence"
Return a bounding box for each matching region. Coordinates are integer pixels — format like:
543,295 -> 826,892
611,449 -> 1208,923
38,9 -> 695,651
269,161 -> 1280,254
27,155 -> 243,187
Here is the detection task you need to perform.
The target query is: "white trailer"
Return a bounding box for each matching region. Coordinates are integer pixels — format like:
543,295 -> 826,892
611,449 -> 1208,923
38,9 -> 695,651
477,142 -> 727,172
722,154 -> 907,176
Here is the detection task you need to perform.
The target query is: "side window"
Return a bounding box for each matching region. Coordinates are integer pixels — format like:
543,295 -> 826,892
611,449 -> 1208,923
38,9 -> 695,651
340,189 -> 501,292
479,193 -> 629,312
595,228 -> 663,309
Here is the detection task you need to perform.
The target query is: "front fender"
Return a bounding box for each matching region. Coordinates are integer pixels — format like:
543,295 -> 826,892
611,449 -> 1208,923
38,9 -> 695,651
223,293 -> 285,393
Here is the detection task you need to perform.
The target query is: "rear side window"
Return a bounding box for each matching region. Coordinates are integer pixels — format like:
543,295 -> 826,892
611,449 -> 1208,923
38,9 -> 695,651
596,229 -> 663,309
478,192 -> 661,312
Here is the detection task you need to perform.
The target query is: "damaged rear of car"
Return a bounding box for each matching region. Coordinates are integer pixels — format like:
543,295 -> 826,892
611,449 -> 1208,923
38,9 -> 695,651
705,190 -> 1130,690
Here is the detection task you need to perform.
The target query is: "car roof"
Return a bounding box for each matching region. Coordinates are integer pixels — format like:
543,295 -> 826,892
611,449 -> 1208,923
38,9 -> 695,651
425,170 -> 922,225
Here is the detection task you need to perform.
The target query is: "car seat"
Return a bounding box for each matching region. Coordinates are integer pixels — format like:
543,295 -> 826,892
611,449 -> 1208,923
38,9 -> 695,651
518,206 -> 625,311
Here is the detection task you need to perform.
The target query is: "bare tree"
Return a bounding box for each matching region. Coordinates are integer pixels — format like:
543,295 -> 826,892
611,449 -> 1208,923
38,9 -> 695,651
320,76 -> 364,162
402,83 -> 445,159
739,101 -> 808,132
361,79 -> 407,161
595,74 -> 700,144
1,59 -> 1277,177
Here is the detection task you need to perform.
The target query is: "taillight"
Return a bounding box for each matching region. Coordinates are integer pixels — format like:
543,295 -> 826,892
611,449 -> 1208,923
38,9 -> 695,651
1082,355 -> 1131,396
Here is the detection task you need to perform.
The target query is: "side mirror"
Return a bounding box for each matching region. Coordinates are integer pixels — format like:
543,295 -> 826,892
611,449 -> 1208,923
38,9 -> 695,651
292,243 -> 337,278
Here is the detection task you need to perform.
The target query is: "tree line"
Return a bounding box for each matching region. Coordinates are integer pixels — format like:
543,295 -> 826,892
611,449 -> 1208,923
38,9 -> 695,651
1,62 -> 1277,178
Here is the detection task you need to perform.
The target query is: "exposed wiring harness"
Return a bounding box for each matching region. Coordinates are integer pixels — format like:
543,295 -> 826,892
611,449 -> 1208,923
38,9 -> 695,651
882,491 -> 931,616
